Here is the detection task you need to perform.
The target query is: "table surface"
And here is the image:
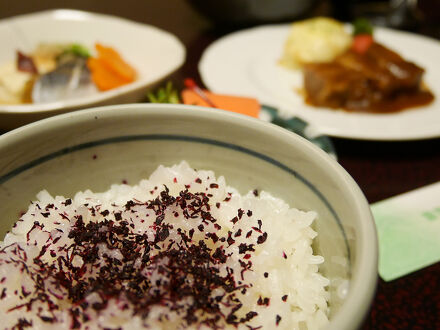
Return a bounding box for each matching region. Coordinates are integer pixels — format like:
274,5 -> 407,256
1,1 -> 440,329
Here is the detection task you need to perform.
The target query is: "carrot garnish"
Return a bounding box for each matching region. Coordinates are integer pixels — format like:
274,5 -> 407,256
87,43 -> 136,91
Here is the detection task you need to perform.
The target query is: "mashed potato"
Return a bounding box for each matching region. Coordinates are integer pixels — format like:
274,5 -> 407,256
279,17 -> 352,70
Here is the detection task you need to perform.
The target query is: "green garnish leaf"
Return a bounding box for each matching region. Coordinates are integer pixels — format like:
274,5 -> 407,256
147,81 -> 181,104
352,18 -> 373,36
66,43 -> 91,58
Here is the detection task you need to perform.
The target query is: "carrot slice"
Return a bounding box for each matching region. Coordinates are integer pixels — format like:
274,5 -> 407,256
87,57 -> 129,91
352,34 -> 373,54
87,43 -> 137,91
181,89 -> 261,118
95,43 -> 136,81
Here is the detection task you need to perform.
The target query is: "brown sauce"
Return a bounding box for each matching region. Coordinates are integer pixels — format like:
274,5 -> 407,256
305,88 -> 435,114
366,89 -> 434,113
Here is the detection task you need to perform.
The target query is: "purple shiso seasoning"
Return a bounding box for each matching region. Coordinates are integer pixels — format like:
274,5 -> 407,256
0,186 -> 280,329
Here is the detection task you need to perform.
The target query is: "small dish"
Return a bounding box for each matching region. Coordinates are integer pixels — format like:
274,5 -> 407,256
0,9 -> 186,130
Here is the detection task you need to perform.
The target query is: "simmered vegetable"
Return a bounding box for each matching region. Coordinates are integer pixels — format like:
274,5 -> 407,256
87,43 -> 136,91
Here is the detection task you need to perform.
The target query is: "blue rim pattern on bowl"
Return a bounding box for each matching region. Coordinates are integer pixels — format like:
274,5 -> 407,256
0,133 -> 350,262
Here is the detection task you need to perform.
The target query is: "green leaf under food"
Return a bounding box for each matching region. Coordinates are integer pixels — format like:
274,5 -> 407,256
147,81 -> 180,104
352,18 -> 373,36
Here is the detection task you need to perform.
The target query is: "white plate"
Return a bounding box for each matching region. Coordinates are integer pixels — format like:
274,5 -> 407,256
199,24 -> 440,140
0,9 -> 185,130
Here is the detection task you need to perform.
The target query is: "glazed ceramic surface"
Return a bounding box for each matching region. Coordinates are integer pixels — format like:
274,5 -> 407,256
0,104 -> 377,330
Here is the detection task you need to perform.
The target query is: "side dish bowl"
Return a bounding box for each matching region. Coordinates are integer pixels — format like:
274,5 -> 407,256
0,10 -> 185,130
0,103 -> 377,329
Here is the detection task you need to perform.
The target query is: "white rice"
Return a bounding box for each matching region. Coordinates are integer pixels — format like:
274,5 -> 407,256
0,161 -> 329,329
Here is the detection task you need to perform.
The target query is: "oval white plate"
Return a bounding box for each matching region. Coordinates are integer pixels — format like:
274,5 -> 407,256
0,9 -> 185,130
199,24 -> 440,140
